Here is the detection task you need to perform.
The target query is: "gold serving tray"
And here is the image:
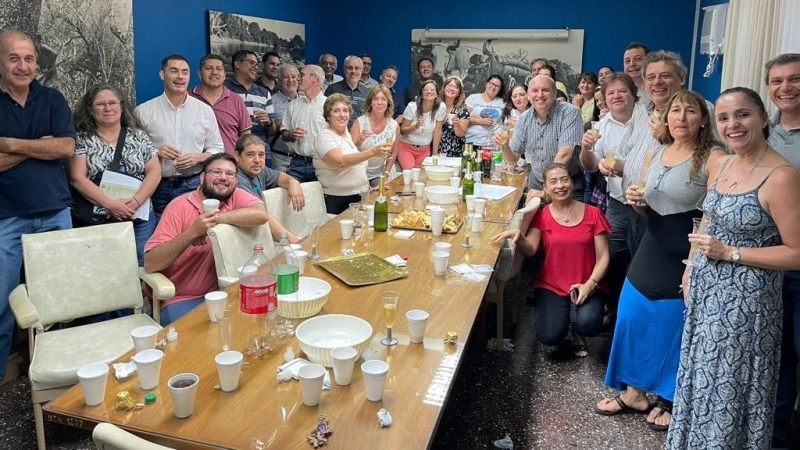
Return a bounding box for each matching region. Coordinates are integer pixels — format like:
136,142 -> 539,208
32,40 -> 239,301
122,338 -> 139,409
315,252 -> 408,286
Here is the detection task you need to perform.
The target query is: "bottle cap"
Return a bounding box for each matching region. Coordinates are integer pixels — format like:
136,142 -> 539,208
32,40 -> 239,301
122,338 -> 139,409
144,392 -> 157,404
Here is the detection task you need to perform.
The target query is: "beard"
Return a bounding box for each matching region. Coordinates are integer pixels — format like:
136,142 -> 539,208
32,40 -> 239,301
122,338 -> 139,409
202,182 -> 235,202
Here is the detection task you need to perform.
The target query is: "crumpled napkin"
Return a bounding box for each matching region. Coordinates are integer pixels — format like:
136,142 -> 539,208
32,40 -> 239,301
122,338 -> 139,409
384,254 -> 407,267
113,360 -> 136,380
449,263 -> 491,282
393,230 -> 415,240
276,358 -> 331,389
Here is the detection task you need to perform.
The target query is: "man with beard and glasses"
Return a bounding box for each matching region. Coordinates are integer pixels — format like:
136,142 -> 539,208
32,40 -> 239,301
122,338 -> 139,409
143,153 -> 268,325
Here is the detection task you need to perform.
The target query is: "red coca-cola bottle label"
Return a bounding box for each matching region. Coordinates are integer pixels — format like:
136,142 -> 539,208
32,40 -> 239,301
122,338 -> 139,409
239,275 -> 276,314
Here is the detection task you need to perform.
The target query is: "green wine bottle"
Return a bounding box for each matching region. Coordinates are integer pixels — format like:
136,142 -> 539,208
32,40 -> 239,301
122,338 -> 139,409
462,160 -> 474,200
374,175 -> 389,232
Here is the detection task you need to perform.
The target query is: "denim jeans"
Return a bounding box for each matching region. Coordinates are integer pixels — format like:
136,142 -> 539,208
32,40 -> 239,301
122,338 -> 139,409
286,159 -> 317,183
151,175 -> 200,221
0,208 -> 72,379
532,287 -> 605,346
132,210 -> 157,267
604,199 -> 632,310
160,297 -> 204,326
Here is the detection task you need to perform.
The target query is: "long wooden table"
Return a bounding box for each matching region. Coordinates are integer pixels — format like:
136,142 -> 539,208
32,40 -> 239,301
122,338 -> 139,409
43,173 -> 526,449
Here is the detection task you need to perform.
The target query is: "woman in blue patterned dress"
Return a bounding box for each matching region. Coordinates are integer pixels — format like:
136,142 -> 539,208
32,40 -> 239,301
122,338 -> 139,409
667,87 -> 800,449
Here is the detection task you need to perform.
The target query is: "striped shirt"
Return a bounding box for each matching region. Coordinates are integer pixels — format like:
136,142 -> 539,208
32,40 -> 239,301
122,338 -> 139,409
509,100 -> 583,189
224,78 -> 275,142
281,92 -> 328,157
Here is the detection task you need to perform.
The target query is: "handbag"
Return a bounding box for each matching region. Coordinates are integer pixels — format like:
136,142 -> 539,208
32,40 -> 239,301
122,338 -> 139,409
70,128 -> 128,227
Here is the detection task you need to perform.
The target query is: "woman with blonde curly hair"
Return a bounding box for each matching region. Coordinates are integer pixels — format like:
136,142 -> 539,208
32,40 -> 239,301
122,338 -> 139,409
351,85 -> 399,186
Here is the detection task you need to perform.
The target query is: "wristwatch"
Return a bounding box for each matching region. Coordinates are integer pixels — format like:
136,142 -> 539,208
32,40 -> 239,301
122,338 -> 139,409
731,246 -> 741,263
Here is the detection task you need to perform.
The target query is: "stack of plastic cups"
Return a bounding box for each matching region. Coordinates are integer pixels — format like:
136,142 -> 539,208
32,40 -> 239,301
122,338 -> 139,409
429,207 -> 445,237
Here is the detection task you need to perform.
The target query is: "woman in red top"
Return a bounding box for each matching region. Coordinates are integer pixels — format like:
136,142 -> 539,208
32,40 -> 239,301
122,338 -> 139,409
492,163 -> 611,356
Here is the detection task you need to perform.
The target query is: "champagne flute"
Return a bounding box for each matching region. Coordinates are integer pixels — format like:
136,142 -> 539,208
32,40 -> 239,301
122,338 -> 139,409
462,213 -> 474,248
634,179 -> 647,206
380,291 -> 399,346
349,202 -> 361,236
309,224 -> 321,260
683,217 -> 704,266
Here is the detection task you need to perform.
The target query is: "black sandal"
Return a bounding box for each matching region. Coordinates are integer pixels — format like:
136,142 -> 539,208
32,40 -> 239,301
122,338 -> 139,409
595,394 -> 651,416
647,397 -> 673,432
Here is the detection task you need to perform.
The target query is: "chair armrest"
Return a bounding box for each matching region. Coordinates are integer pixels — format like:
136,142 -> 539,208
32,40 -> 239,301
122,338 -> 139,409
9,284 -> 40,329
138,268 -> 175,300
218,276 -> 238,289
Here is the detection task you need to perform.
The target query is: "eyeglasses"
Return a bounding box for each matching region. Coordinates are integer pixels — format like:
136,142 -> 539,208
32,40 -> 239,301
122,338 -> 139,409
487,82 -> 502,89
239,59 -> 259,66
92,100 -> 121,108
205,169 -> 237,179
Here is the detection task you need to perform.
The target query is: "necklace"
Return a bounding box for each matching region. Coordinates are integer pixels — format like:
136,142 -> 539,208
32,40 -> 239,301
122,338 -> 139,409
722,147 -> 769,196
551,201 -> 577,223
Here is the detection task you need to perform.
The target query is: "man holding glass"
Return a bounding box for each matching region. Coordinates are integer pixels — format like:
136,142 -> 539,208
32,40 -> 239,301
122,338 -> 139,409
282,65 -> 327,183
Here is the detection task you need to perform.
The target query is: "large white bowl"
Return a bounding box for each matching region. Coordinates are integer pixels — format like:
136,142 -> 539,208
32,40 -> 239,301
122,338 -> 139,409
295,314 -> 373,367
277,277 -> 331,319
424,165 -> 455,181
424,185 -> 459,204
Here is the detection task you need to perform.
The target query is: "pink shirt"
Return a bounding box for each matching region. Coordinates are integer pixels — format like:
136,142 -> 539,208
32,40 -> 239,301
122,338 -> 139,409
190,85 -> 253,155
145,188 -> 263,306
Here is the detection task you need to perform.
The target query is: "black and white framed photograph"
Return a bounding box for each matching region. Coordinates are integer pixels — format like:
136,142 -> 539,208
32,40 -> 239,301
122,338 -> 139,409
0,0 -> 135,107
410,29 -> 585,97
207,10 -> 305,75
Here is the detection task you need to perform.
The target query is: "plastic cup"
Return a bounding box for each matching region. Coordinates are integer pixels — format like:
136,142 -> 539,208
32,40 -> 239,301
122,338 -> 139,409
414,182 -> 425,197
434,242 -> 452,255
447,113 -> 456,125
340,219 -> 354,239
168,373 -> 199,418
402,169 -> 412,185
365,205 -> 375,227
361,360 -> 389,402
288,250 -> 308,275
473,171 -> 483,183
411,167 -> 421,181
406,310 -> 430,344
330,346 -> 358,386
432,251 -> 449,275
474,198 -> 487,216
202,199 -> 220,213
77,363 -> 109,406
130,325 -> 159,353
132,349 -> 164,390
465,194 -> 476,212
215,350 -> 243,392
472,214 -> 483,233
431,217 -> 444,237
449,176 -> 460,189
297,364 -> 326,406
216,310 -> 234,351
205,291 -> 228,323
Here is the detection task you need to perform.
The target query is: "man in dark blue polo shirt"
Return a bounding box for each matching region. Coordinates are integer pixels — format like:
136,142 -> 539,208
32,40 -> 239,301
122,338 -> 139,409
0,30 -> 75,380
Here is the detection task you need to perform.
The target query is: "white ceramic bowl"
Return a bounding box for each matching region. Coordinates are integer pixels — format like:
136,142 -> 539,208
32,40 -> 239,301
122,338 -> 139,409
277,277 -> 331,319
424,165 -> 455,181
295,314 -> 373,367
424,185 -> 459,204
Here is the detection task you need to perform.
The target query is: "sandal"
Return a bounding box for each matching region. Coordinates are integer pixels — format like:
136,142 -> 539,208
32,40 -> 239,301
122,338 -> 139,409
570,329 -> 588,358
595,394 -> 651,416
647,397 -> 673,432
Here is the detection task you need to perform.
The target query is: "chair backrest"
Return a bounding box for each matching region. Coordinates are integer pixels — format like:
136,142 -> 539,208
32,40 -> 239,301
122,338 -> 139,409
208,222 -> 278,287
262,181 -> 329,239
496,197 -> 542,282
93,422 -> 175,450
22,222 -> 143,325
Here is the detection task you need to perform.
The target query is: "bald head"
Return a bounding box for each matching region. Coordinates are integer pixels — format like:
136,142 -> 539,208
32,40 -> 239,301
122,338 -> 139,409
0,30 -> 37,92
527,75 -> 557,114
0,30 -> 35,54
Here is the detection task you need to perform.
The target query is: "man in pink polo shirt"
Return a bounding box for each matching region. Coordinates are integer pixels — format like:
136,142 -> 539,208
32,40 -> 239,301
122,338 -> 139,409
144,153 -> 268,324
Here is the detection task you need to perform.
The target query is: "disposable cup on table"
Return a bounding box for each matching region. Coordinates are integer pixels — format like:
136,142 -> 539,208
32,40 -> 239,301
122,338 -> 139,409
202,199 -> 219,213
215,310 -> 234,351
76,363 -> 109,406
130,325 -> 159,353
449,176 -> 460,189
405,310 -> 430,344
298,364 -> 327,406
132,349 -> 164,390
473,171 -> 483,183
361,360 -> 389,402
431,218 -> 444,237
402,169 -> 413,185
330,346 -> 358,386
365,205 -> 375,227
414,182 -> 425,197
411,168 -> 421,181
288,250 -> 308,275
215,350 -> 244,392
168,373 -> 199,418
474,198 -> 487,216
465,194 -> 476,212
433,242 -> 452,255
204,291 -> 228,323
432,251 -> 449,276
471,214 -> 483,233
340,219 -> 355,239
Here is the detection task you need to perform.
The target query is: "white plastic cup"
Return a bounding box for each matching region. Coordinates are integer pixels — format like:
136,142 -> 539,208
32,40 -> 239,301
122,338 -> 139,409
434,242 -> 452,255
330,346 -> 358,386
288,250 -> 308,275
77,363 -> 109,406
447,113 -> 456,125
449,176 -> 460,189
432,251 -> 449,276
473,171 -> 483,183
365,205 -> 375,227
202,199 -> 220,213
130,325 -> 159,353
411,167 -> 421,182
402,169 -> 413,185
431,218 -> 444,237
215,350 -> 244,392
340,219 -> 354,239
168,373 -> 200,418
406,310 -> 430,344
472,214 -> 483,233
132,349 -> 164,390
283,243 -> 302,255
429,207 -> 445,218
414,182 -> 425,197
298,364 -> 327,406
474,198 -> 487,216
361,360 -> 390,402
204,291 -> 228,323
465,194 -> 476,212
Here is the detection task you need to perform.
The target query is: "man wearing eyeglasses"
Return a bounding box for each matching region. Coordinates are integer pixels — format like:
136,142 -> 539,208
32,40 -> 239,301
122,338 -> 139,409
359,54 -> 379,90
319,53 -> 343,92
144,153 -> 268,325
135,54 -> 225,221
324,55 -> 368,128
225,50 -> 277,168
282,65 -> 327,183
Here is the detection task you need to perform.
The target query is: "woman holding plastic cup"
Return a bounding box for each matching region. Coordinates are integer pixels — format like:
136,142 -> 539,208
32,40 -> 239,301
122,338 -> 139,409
351,85 -> 399,187
438,76 -> 470,157
314,94 -> 391,214
491,163 -> 610,357
398,80 -> 446,169
465,75 -> 505,149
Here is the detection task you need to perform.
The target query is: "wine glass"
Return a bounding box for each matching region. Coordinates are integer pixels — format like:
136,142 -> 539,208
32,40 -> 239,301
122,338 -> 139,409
380,291 -> 399,346
604,150 -> 616,176
462,213 -> 474,248
634,178 -> 647,206
683,217 -> 704,266
349,202 -> 361,236
309,224 -> 321,260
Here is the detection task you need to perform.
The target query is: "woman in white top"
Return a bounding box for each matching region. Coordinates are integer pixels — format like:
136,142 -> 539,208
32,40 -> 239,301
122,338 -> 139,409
351,85 -> 399,187
572,72 -> 599,126
465,74 -> 505,147
398,79 -> 446,169
314,93 -> 391,214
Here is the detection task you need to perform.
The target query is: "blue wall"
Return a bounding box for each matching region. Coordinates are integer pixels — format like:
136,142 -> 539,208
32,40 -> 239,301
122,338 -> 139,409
690,0 -> 729,103
131,0 -> 698,103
